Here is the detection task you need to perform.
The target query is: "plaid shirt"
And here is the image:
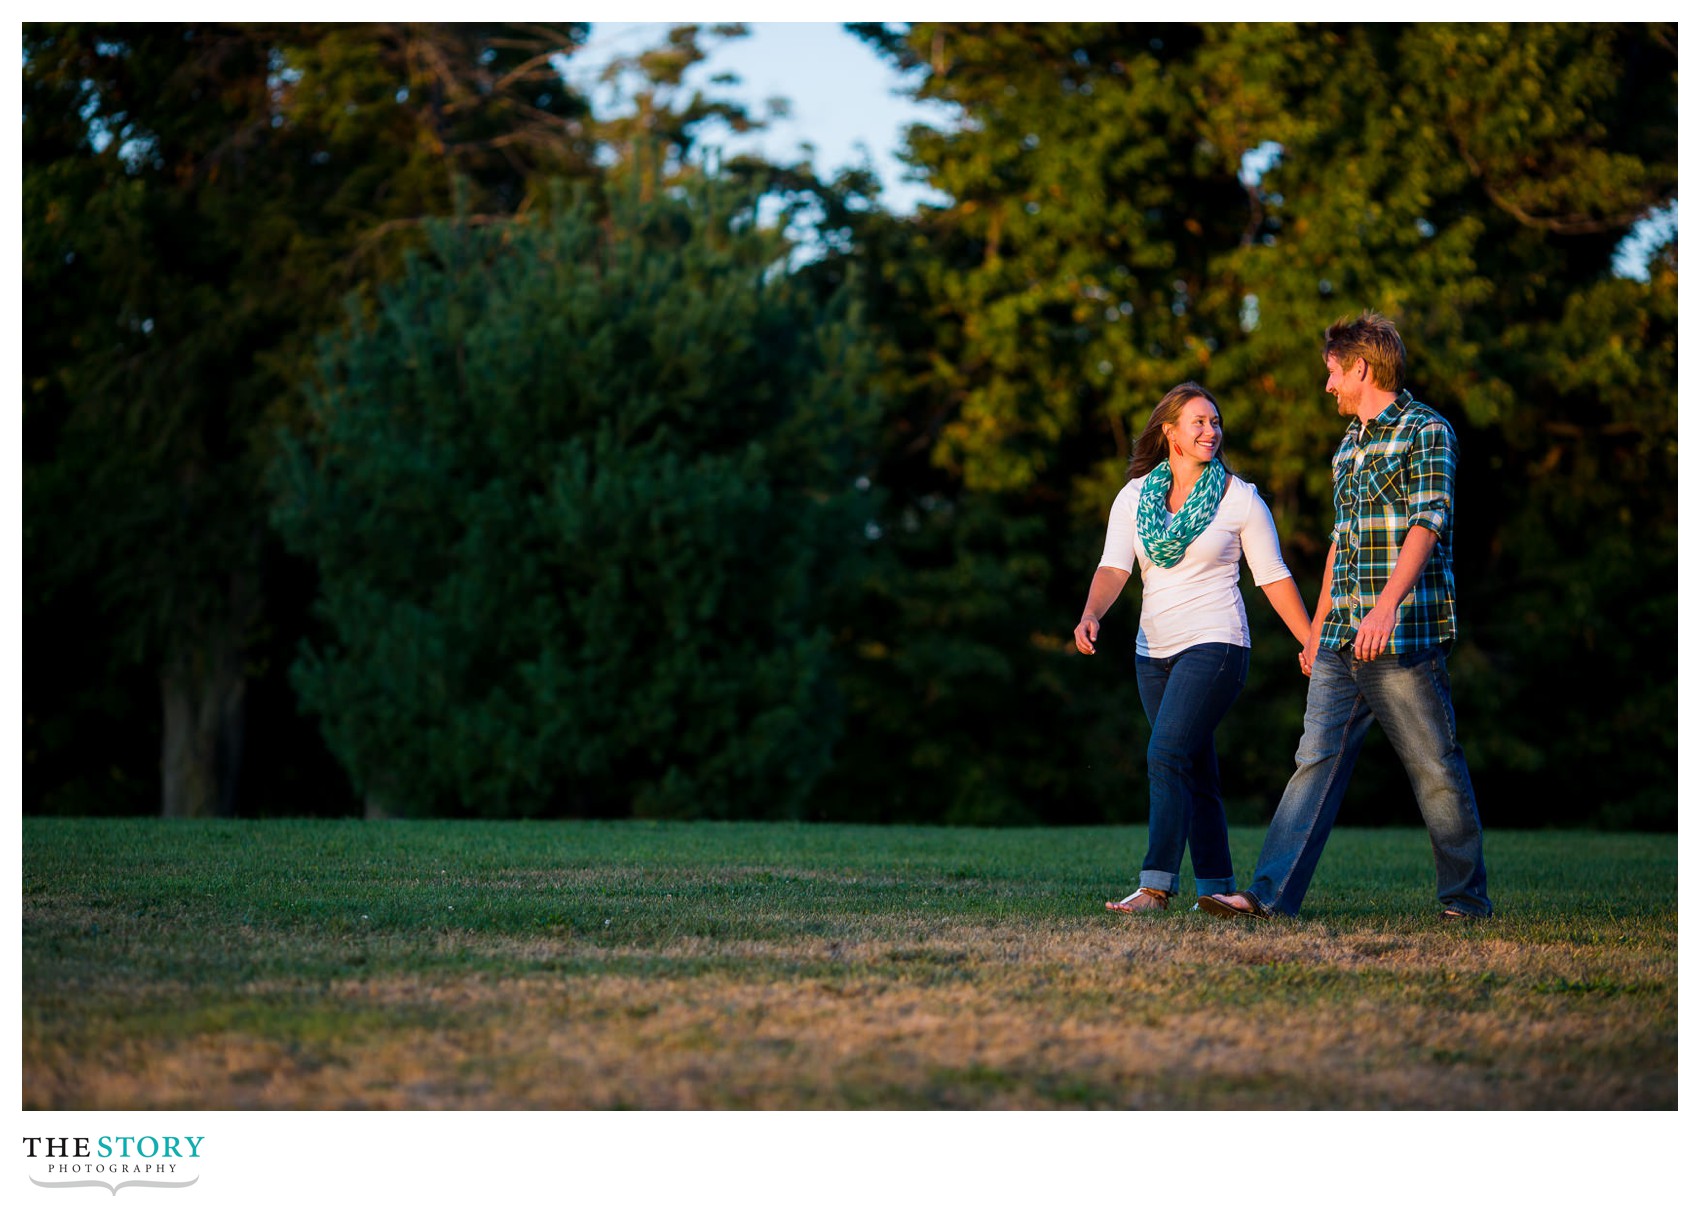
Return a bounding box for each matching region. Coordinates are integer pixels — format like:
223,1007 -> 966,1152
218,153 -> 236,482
1317,390 -> 1459,654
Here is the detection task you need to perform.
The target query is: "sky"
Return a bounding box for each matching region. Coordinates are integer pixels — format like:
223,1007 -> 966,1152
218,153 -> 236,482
567,21 -> 954,214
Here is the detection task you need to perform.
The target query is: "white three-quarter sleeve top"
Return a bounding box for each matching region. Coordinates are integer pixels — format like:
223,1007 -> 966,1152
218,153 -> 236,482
1098,474 -> 1292,658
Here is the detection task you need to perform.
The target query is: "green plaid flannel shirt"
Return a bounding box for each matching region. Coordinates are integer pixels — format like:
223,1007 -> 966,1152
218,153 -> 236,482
1317,390 -> 1459,654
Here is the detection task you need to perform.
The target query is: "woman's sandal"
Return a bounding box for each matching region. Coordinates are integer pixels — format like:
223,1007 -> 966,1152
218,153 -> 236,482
1105,887 -> 1170,913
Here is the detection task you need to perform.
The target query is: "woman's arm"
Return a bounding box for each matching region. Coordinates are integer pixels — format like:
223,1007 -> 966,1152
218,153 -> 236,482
1260,576 -> 1312,647
1237,484 -> 1320,671
1074,566 -> 1132,655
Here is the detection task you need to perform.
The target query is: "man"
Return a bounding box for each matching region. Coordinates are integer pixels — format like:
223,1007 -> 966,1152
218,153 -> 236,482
1200,311 -> 1492,920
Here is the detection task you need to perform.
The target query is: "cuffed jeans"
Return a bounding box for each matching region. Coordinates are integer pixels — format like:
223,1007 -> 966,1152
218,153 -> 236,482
1244,644 -> 1492,917
1133,642 -> 1249,896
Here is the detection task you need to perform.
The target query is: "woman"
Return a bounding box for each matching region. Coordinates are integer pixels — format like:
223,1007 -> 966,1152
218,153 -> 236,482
1074,382 -> 1312,913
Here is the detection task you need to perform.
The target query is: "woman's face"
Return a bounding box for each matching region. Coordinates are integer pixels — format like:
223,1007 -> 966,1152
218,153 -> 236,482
1164,397 -> 1223,465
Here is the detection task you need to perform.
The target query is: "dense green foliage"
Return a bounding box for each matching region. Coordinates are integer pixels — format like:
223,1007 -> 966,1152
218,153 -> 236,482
21,23 -> 601,816
272,184 -> 876,819
21,22 -> 759,818
837,22 -> 1676,828
23,22 -> 1677,828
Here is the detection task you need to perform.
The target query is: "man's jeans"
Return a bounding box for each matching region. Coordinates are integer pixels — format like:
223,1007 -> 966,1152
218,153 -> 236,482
1245,644 -> 1492,917
1133,642 -> 1249,896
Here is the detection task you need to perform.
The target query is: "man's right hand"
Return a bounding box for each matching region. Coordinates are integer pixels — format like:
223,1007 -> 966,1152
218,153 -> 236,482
1074,615 -> 1100,655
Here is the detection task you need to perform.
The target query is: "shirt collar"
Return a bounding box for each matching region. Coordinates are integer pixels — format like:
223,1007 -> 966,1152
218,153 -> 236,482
1356,389 -> 1414,435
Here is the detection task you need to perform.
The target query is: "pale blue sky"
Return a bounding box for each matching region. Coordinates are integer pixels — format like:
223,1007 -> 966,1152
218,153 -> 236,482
568,21 -> 953,214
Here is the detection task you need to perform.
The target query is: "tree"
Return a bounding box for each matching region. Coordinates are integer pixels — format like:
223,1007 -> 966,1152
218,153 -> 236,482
770,155 -> 1098,825
23,23 -> 599,816
586,23 -> 772,194
831,24 -> 1296,825
851,22 -> 1676,827
271,179 -> 877,819
1203,22 -> 1678,826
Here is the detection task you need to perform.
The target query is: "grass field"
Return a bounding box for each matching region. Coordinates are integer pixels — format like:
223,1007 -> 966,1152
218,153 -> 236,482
21,818 -> 1676,1110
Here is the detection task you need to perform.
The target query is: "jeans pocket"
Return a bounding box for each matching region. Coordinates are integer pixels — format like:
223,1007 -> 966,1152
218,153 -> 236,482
1396,645 -> 1442,670
1215,643 -> 1249,690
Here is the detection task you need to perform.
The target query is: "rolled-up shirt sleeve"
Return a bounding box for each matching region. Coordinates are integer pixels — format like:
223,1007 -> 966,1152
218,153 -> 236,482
1406,420 -> 1456,536
1240,484 -> 1292,586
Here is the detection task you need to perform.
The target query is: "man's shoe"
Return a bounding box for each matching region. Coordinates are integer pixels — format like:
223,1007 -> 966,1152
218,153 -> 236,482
1197,891 -> 1271,920
1440,907 -> 1491,922
1105,888 -> 1170,913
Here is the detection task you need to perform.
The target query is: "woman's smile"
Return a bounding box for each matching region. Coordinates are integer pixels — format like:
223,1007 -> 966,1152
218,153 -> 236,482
1165,397 -> 1224,464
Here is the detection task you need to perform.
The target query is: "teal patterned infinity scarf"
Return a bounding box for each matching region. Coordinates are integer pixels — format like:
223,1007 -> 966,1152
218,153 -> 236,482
1137,458 -> 1228,568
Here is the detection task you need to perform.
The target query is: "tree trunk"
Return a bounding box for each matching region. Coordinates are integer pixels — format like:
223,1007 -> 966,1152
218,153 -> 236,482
159,579 -> 252,818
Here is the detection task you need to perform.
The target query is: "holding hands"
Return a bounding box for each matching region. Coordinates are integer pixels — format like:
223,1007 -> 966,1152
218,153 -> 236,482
1300,622 -> 1321,678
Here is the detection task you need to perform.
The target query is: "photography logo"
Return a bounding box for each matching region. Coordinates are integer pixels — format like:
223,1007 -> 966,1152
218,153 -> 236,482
23,1135 -> 203,1196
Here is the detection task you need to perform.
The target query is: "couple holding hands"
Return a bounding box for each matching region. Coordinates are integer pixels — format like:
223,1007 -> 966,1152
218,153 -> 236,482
1075,311 -> 1493,922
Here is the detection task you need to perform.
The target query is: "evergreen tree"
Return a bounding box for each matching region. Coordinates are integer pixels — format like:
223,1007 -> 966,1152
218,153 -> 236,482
783,160 -> 1092,825
22,23 -> 719,816
272,180 -> 877,819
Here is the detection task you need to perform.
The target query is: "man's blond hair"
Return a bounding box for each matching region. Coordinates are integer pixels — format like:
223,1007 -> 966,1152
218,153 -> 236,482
1324,311 -> 1406,392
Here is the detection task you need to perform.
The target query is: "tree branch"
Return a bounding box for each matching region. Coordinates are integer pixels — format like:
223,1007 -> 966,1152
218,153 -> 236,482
1456,138 -> 1653,236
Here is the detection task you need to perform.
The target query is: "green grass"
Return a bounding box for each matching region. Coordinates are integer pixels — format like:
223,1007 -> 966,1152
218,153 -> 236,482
22,818 -> 1676,1109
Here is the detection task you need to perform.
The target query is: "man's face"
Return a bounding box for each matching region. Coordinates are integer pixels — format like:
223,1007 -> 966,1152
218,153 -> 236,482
1325,353 -> 1361,417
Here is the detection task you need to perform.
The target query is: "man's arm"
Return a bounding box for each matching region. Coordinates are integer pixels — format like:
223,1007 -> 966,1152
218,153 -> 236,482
1354,418 -> 1453,660
1301,541 -> 1336,676
1351,526 -> 1438,660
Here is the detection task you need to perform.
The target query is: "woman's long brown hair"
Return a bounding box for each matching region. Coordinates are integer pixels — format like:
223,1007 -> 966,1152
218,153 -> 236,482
1127,381 -> 1234,480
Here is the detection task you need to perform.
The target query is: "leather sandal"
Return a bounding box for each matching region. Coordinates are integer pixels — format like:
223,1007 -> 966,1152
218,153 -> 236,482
1197,891 -> 1271,920
1105,888 -> 1170,913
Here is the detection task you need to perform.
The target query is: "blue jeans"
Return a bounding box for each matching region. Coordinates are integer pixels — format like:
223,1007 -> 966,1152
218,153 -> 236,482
1244,644 -> 1492,916
1133,642 -> 1249,896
